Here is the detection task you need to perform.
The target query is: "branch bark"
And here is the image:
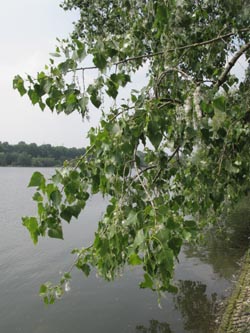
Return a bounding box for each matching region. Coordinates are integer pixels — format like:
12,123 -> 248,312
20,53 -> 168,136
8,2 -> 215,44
215,42 -> 250,88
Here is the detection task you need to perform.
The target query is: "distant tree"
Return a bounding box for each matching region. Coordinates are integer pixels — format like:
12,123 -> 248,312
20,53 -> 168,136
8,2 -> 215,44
27,143 -> 39,157
0,152 -> 6,166
14,0 -> 250,303
5,153 -> 14,165
2,142 -> 10,153
0,142 -> 84,167
17,152 -> 32,166
31,157 -> 44,167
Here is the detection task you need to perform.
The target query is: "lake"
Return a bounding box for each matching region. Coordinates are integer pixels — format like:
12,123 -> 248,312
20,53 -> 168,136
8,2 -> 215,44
0,167 -> 247,332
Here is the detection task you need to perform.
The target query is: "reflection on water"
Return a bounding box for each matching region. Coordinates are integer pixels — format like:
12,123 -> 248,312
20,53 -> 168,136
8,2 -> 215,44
184,196 -> 250,280
135,280 -> 218,333
136,320 -> 172,333
174,281 -> 217,333
135,196 -> 250,333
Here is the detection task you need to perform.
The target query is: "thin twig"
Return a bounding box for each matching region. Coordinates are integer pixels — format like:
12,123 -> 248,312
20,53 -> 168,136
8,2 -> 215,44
168,146 -> 180,164
121,159 -> 135,198
159,98 -> 182,106
82,69 -> 86,92
109,105 -> 135,121
75,144 -> 95,169
157,68 -> 192,87
70,28 -> 250,73
133,165 -> 157,179
158,101 -> 174,109
133,148 -> 157,223
217,124 -> 234,175
67,244 -> 94,275
152,168 -> 162,184
152,147 -> 180,184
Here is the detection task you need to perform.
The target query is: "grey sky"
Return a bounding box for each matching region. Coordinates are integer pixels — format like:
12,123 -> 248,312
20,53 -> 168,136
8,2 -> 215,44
0,0 -> 147,148
0,1 -> 90,148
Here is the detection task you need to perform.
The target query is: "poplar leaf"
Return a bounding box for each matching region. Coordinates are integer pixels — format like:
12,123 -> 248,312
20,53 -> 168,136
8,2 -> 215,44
28,172 -> 46,188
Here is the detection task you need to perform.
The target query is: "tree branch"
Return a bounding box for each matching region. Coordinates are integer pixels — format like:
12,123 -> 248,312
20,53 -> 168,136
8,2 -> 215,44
168,146 -> 180,164
215,42 -> 250,88
130,164 -> 157,187
71,28 -> 250,73
133,149 -> 157,223
157,68 -> 192,86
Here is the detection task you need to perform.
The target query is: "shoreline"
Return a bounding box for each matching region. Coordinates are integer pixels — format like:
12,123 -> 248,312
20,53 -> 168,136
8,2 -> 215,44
217,250 -> 250,332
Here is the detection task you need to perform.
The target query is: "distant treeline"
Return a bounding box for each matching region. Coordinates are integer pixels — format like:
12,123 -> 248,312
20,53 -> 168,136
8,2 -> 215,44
0,141 -> 85,167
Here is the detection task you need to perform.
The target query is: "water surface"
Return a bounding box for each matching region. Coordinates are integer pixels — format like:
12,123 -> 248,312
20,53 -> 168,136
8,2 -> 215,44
0,167 -> 247,332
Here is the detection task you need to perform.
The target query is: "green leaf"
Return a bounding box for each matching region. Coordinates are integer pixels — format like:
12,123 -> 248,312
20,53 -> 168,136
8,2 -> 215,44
39,284 -> 47,295
128,253 -> 142,266
50,52 -> 61,58
140,273 -> 154,289
106,79 -> 118,99
66,93 -> 77,105
93,53 -> 107,70
50,190 -> 62,206
34,83 -> 45,97
147,122 -> 162,149
44,296 -> 49,305
90,92 -> 101,108
46,97 -> 56,111
39,101 -> 46,111
13,75 -> 26,96
155,4 -> 169,24
110,73 -> 131,87
211,109 -> 227,131
58,59 -> 76,74
213,96 -> 225,112
119,73 -> 131,87
60,204 -> 82,222
60,208 -> 73,222
28,172 -> 46,188
33,192 -> 43,202
77,263 -> 91,276
168,284 -> 178,293
79,96 -> 89,113
87,84 -> 102,108
48,227 -> 63,240
46,183 -> 56,197
22,217 -> 39,244
156,229 -> 170,246
126,211 -> 138,225
63,273 -> 71,281
183,220 -> 197,230
28,89 -> 40,105
134,229 -> 145,247
168,238 -> 182,257
51,171 -> 63,184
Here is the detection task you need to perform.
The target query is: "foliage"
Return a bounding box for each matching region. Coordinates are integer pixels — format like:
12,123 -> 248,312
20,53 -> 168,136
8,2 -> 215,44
14,0 -> 250,303
0,141 -> 85,167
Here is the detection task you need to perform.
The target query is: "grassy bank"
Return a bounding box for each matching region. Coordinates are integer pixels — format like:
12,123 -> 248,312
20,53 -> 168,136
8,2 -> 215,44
217,250 -> 250,333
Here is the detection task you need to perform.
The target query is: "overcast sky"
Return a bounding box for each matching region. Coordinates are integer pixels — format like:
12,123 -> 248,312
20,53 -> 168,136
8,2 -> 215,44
0,0 -> 91,148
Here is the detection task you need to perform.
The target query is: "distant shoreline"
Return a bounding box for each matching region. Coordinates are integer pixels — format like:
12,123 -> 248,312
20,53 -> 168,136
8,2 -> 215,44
0,141 -> 85,167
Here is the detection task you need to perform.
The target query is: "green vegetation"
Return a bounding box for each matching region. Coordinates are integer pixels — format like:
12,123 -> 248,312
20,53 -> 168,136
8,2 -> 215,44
0,141 -> 85,167
14,0 -> 250,304
218,250 -> 250,333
